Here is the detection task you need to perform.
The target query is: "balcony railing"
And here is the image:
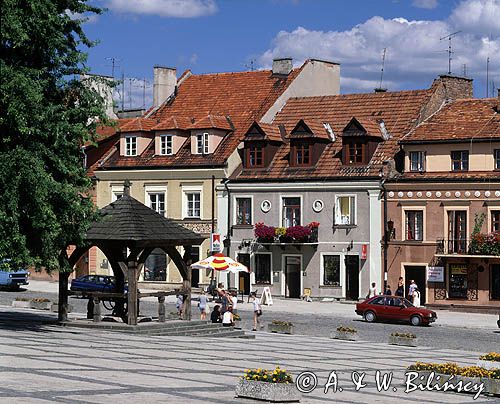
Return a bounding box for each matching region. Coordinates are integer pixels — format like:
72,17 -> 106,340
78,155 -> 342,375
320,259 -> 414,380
436,234 -> 500,256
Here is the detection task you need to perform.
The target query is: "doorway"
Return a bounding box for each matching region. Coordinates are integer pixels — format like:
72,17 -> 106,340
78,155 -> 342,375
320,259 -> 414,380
404,265 -> 426,305
189,247 -> 200,288
345,255 -> 359,300
284,255 -> 301,298
237,253 -> 251,295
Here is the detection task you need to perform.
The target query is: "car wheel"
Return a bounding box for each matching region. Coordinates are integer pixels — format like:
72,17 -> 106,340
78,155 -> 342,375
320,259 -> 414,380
410,315 -> 422,326
364,311 -> 376,323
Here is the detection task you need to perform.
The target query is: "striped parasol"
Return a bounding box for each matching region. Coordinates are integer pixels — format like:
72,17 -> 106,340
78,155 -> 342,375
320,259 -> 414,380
190,253 -> 249,273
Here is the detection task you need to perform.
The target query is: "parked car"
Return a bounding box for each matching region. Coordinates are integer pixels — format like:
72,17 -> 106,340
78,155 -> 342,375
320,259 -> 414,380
0,259 -> 29,290
70,275 -> 118,292
355,295 -> 437,326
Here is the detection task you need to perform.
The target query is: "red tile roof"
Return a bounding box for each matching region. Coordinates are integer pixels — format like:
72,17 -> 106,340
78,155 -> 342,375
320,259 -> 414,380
398,171 -> 500,181
245,122 -> 283,142
289,119 -> 330,140
119,117 -> 158,133
237,89 -> 433,180
187,115 -> 232,131
401,98 -> 500,143
90,118 -> 133,145
100,66 -> 304,169
346,117 -> 383,137
151,116 -> 192,131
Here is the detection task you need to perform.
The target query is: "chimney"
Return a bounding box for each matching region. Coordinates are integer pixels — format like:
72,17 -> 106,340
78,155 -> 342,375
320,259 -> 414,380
80,74 -> 117,119
272,58 -> 293,76
153,66 -> 177,107
433,74 -> 473,100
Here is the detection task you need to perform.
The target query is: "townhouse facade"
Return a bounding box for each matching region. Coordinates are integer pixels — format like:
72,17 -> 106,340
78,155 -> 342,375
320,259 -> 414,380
90,58 -> 342,289
386,92 -> 500,309
218,75 -> 474,299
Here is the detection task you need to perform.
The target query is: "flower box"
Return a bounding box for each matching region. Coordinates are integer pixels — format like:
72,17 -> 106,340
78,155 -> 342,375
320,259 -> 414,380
30,301 -> 52,310
477,359 -> 500,370
331,330 -> 358,341
11,300 -> 31,309
482,377 -> 500,396
235,379 -> 300,403
389,335 -> 417,347
268,323 -> 294,335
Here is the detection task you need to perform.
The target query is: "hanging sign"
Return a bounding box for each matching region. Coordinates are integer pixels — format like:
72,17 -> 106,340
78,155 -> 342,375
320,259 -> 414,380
211,233 -> 222,253
361,244 -> 368,260
260,286 -> 273,306
427,266 -> 444,282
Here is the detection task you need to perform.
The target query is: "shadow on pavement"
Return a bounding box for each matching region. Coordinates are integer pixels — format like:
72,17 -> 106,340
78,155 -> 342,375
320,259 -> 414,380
0,310 -> 58,332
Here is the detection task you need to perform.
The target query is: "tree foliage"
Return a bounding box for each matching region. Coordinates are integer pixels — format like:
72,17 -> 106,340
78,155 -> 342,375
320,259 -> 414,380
0,1 -> 107,271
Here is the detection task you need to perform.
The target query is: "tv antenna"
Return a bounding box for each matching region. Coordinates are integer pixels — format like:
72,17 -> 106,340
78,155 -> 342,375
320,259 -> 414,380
486,56 -> 490,97
440,31 -> 461,75
378,48 -> 387,89
105,57 -> 121,78
245,59 -> 256,71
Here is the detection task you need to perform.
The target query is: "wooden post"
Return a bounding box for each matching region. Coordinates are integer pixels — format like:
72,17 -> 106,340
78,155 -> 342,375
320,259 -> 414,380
58,272 -> 70,322
127,260 -> 138,325
158,295 -> 165,322
93,297 -> 101,322
183,266 -> 192,321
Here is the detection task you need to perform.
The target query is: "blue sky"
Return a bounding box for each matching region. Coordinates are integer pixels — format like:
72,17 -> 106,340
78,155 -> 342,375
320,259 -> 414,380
82,0 -> 500,109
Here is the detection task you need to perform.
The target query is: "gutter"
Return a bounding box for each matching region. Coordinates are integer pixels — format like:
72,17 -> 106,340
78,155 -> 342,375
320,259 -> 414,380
223,179 -> 231,260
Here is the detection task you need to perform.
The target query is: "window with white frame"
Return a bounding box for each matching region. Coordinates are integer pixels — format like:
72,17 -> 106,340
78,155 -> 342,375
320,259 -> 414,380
335,196 -> 355,225
409,151 -> 425,172
405,210 -> 423,241
282,197 -> 301,227
125,136 -> 137,156
254,254 -> 271,284
236,197 -> 252,225
196,133 -> 209,154
186,192 -> 201,218
160,135 -> 173,155
322,255 -> 341,286
148,192 -> 166,216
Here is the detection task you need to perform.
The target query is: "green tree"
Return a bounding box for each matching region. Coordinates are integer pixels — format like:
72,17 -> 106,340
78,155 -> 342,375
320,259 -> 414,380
0,1 -> 107,271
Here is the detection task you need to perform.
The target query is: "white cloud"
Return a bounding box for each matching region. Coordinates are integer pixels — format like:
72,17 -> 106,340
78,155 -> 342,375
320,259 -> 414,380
104,0 -> 217,18
450,0 -> 500,35
258,0 -> 500,93
412,0 -> 438,9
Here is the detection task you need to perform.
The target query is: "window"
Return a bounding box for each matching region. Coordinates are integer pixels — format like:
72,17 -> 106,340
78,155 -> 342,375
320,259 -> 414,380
451,151 -> 469,171
112,192 -> 123,202
405,210 -> 423,241
495,150 -> 500,170
292,143 -> 311,166
160,135 -> 173,155
322,255 -> 340,286
196,133 -> 209,154
344,140 -> 365,164
247,145 -> 263,167
335,196 -> 355,226
447,210 -> 467,253
186,192 -> 201,218
449,264 -> 468,298
492,210 -> 500,232
491,264 -> 500,300
236,198 -> 252,225
409,151 -> 425,172
282,197 -> 301,227
148,192 -> 165,216
125,136 -> 137,156
254,254 -> 271,284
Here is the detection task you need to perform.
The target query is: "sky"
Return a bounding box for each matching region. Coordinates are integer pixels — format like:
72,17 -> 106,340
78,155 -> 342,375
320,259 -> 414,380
81,0 -> 500,110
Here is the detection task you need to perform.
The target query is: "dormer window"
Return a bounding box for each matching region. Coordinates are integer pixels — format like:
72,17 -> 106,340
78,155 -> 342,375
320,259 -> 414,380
344,139 -> 365,165
196,132 -> 209,154
409,151 -> 425,172
291,143 -> 312,166
160,134 -> 173,156
247,145 -> 264,167
125,136 -> 137,156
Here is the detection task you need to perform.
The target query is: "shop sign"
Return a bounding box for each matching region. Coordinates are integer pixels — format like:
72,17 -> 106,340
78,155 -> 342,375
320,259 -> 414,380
450,264 -> 468,275
361,244 -> 368,260
210,233 -> 222,253
427,266 -> 444,282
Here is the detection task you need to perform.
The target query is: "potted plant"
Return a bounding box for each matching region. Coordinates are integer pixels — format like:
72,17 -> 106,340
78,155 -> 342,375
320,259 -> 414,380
286,226 -> 311,243
268,320 -> 294,335
275,227 -> 292,243
331,325 -> 358,341
308,222 -> 320,242
477,352 -> 500,370
12,297 -> 31,308
255,223 -> 276,243
30,297 -> 52,310
235,366 -> 300,402
389,332 -> 417,347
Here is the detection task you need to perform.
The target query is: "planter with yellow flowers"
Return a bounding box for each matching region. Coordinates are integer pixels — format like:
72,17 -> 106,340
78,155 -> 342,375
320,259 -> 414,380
235,367 -> 300,402
268,320 -> 294,335
477,353 -> 500,370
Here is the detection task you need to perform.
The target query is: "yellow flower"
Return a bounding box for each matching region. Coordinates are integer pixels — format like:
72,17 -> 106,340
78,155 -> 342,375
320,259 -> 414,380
263,375 -> 267,379
273,378 -> 276,382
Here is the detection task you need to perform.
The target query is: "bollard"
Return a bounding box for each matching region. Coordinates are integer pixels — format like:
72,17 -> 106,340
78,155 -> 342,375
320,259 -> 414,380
93,297 -> 101,323
158,295 -> 166,322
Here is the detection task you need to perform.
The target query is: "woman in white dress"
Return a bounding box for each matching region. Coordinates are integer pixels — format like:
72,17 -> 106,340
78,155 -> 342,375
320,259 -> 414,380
413,287 -> 421,307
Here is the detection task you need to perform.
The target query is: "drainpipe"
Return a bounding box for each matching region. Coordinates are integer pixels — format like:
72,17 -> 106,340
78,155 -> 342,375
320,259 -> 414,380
380,177 -> 388,292
223,179 -> 231,259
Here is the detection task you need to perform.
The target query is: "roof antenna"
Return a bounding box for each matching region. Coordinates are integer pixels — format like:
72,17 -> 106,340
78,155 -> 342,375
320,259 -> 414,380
440,31 -> 461,75
374,48 -> 387,93
486,56 -> 490,97
105,57 -> 121,79
462,64 -> 467,77
245,59 -> 256,71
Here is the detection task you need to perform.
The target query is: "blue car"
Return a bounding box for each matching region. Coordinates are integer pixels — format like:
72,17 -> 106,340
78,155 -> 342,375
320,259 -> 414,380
70,275 -> 118,292
0,259 -> 29,290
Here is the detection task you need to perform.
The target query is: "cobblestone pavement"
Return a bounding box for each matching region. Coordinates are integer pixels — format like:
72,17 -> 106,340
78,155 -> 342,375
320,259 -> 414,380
0,307 -> 497,404
1,287 -> 499,352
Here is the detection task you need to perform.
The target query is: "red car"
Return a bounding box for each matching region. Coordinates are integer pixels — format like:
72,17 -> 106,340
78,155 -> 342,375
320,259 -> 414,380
355,296 -> 437,326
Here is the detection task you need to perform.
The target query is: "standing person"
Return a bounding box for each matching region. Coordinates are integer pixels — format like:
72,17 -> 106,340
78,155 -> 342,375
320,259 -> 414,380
199,290 -> 208,320
408,280 -> 417,303
176,294 -> 184,319
221,290 -> 229,313
210,305 -> 222,323
230,291 -> 238,314
222,306 -> 234,327
367,282 -> 377,299
395,277 -> 404,297
250,292 -> 262,331
384,285 -> 392,295
413,287 -> 421,307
